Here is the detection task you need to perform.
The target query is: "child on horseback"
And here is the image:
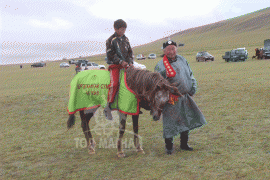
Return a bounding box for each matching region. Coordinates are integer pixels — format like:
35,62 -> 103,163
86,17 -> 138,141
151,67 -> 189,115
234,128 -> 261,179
104,19 -> 134,120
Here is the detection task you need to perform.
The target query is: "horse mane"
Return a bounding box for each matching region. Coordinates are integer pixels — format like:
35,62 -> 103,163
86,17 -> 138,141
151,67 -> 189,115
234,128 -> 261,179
125,66 -> 181,103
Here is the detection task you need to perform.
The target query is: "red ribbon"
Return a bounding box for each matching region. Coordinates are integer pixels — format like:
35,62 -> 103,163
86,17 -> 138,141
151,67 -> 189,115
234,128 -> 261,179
168,93 -> 179,105
163,55 -> 176,78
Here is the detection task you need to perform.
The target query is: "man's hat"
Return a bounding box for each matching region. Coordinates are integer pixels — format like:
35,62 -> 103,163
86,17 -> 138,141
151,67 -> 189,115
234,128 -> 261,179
163,40 -> 177,49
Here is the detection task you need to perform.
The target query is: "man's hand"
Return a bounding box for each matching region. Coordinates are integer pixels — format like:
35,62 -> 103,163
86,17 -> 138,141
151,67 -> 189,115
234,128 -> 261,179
121,61 -> 128,68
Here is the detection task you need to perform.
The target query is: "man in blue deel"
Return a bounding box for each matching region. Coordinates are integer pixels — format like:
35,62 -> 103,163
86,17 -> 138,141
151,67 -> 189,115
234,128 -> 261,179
155,40 -> 207,155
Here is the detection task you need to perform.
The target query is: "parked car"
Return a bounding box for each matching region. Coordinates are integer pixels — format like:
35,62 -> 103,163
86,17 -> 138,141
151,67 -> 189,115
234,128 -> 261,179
148,53 -> 156,59
75,62 -> 106,74
196,51 -> 214,62
222,48 -> 248,62
69,59 -> 78,64
136,54 -> 146,60
76,59 -> 88,64
60,62 -> 70,68
31,63 -> 46,67
133,61 -> 146,69
263,39 -> 270,59
41,62 -> 46,66
178,43 -> 185,47
254,39 -> 270,59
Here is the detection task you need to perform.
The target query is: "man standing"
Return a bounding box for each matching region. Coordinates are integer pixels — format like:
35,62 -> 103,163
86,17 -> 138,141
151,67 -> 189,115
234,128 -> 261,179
104,19 -> 133,120
154,40 -> 207,155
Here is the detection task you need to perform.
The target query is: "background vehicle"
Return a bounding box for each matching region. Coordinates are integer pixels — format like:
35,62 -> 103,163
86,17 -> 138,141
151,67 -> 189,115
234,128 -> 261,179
178,43 -> 185,47
257,39 -> 270,59
60,62 -> 70,68
76,60 -> 88,64
31,63 -> 46,67
75,62 -> 106,74
148,53 -> 156,59
196,51 -> 214,62
136,54 -> 146,60
222,48 -> 248,62
263,39 -> 270,59
69,59 -> 78,64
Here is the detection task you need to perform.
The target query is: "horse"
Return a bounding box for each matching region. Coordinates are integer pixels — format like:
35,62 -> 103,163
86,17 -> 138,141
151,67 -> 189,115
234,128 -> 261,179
67,66 -> 182,157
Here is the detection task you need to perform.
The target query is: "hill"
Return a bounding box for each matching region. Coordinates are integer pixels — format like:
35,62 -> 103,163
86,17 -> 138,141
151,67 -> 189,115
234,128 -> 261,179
131,7 -> 270,58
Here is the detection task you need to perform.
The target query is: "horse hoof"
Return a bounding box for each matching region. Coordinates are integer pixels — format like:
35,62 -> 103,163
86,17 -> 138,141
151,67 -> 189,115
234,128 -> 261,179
136,148 -> 145,154
137,150 -> 145,154
88,147 -> 95,155
117,152 -> 126,158
88,151 -> 95,155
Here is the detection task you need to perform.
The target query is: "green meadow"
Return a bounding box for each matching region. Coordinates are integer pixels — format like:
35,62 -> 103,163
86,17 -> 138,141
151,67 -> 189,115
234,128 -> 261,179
1,7 -> 270,180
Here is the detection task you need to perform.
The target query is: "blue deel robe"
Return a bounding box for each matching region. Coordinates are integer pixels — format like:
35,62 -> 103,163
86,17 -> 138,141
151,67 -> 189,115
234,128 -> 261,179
154,55 -> 207,138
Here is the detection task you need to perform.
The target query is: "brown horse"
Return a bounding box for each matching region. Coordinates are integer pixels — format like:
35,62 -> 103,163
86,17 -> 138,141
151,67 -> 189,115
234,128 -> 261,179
67,66 -> 182,157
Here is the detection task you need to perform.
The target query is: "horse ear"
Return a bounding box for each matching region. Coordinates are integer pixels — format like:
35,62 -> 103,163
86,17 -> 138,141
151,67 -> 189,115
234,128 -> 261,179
157,84 -> 162,89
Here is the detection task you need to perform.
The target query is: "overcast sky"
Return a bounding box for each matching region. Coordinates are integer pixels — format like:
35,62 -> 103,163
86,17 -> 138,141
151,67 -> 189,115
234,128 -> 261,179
0,0 -> 269,64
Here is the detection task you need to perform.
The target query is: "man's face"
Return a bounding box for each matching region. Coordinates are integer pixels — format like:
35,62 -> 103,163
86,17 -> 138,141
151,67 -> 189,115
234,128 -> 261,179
164,45 -> 177,59
114,27 -> 126,37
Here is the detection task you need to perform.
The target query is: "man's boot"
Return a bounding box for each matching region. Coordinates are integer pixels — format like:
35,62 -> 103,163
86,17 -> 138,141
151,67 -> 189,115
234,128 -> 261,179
104,103 -> 113,120
180,130 -> 193,151
165,138 -> 174,155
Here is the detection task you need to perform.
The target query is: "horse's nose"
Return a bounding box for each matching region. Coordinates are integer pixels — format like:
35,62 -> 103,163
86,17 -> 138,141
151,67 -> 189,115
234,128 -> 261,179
153,115 -> 160,121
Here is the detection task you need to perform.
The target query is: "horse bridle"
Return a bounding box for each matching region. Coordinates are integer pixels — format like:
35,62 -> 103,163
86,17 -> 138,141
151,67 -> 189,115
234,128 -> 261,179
149,88 -> 170,112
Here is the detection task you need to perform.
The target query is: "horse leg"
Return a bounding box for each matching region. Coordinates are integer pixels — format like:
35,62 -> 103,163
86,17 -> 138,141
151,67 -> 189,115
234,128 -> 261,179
80,110 -> 96,155
132,114 -> 145,154
117,112 -> 127,158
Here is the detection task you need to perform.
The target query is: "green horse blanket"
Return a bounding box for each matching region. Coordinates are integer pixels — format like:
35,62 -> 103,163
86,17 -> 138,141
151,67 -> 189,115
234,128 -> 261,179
67,69 -> 139,115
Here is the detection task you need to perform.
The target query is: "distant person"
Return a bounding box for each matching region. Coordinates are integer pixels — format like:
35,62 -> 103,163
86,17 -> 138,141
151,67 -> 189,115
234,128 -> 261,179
104,19 -> 133,120
20,65 -> 22,68
75,63 -> 80,74
154,40 -> 207,155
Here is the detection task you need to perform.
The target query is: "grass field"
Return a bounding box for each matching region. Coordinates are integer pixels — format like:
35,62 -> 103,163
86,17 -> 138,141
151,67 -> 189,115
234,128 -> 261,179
1,53 -> 269,179
1,7 -> 270,180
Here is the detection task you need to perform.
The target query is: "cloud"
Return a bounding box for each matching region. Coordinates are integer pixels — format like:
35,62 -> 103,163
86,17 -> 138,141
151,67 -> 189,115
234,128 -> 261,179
230,6 -> 244,13
28,17 -> 73,30
70,0 -> 97,7
0,16 -> 2,30
70,0 -> 221,24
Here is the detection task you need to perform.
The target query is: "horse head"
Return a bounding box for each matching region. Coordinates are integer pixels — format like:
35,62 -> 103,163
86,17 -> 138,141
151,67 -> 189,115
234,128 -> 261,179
150,80 -> 182,121
125,66 -> 182,121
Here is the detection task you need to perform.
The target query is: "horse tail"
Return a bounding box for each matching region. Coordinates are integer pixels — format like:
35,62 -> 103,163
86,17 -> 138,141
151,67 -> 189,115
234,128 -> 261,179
67,114 -> 76,130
